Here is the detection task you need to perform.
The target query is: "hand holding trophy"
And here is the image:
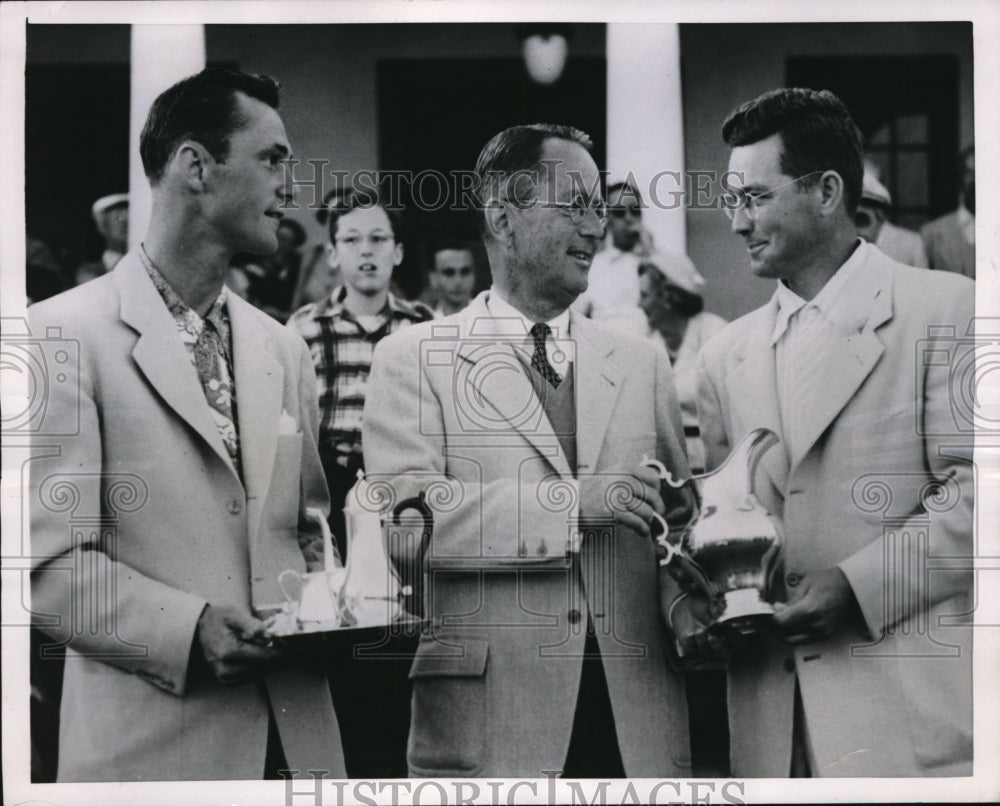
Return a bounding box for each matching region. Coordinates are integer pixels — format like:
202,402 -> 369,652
642,428 -> 784,660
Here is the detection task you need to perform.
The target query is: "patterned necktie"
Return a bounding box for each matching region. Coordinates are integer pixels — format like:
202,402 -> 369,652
530,322 -> 562,387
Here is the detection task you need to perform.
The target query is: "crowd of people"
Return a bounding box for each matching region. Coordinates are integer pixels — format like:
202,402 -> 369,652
27,68 -> 974,785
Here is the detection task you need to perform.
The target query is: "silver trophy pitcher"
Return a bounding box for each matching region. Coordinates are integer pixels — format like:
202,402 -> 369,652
643,428 -> 783,650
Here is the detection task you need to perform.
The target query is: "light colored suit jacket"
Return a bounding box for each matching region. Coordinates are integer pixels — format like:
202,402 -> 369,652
875,221 -> 927,268
697,247 -> 974,776
29,252 -> 346,781
921,210 -> 976,279
362,291 -> 692,777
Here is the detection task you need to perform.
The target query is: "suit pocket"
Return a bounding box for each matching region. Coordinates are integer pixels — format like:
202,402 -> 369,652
267,433 -> 304,529
407,637 -> 489,775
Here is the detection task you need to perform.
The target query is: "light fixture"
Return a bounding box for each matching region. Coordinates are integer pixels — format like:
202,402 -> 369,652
517,24 -> 574,86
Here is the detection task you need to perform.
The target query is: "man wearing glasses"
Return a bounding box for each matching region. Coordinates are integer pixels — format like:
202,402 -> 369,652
363,124 -> 693,777
695,88 -> 974,776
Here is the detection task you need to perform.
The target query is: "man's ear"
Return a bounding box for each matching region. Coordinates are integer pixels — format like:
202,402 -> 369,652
172,140 -> 212,192
325,241 -> 339,270
483,200 -> 513,247
817,170 -> 845,217
392,241 -> 404,268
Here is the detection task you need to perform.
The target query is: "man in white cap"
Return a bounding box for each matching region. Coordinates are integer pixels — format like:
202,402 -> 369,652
76,192 -> 129,285
855,170 -> 927,267
574,179 -> 703,338
637,251 -> 726,474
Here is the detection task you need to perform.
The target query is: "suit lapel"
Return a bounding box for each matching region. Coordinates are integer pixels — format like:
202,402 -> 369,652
454,295 -> 573,479
229,297 -> 284,538
116,253 -> 238,478
569,314 -> 623,476
725,297 -> 789,495
786,256 -> 893,469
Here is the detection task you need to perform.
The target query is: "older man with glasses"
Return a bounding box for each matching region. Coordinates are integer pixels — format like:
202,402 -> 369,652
363,123 -> 693,778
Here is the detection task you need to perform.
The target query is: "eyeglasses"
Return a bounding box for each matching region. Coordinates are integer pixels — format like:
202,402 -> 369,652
547,195 -> 610,227
721,171 -> 824,220
438,266 -> 473,278
505,194 -> 609,228
610,205 -> 642,219
335,233 -> 395,250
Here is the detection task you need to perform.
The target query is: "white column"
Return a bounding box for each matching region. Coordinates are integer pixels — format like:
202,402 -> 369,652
128,25 -> 206,249
605,24 -> 686,254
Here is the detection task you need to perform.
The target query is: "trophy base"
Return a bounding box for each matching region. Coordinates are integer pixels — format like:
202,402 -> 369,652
715,589 -> 775,636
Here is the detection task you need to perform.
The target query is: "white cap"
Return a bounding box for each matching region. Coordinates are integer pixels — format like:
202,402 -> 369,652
639,249 -> 705,296
91,193 -> 129,219
861,172 -> 891,207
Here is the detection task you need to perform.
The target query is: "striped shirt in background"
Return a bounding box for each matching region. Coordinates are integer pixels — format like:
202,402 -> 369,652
287,285 -> 432,472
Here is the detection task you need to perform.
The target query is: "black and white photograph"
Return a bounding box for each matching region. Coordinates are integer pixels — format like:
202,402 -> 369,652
1,1 -> 998,804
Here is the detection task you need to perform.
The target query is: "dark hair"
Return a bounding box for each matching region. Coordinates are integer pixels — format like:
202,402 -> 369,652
140,67 -> 281,185
474,123 -> 594,235
430,237 -> 474,262
325,186 -> 404,245
638,262 -> 704,318
722,88 -> 864,217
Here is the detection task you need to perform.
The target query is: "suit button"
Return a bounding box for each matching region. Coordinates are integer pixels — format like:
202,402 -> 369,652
786,572 -> 801,587
228,499 -> 243,515
783,658 -> 795,673
567,609 -> 582,625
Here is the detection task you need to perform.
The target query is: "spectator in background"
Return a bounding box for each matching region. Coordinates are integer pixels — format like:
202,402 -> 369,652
287,188 -> 432,544
237,216 -> 306,321
921,145 -> 975,279
638,252 -> 726,474
27,236 -> 66,305
855,169 -> 928,267
572,179 -> 648,336
75,193 -> 128,286
427,238 -> 477,317
575,180 -> 703,339
286,187 -> 431,778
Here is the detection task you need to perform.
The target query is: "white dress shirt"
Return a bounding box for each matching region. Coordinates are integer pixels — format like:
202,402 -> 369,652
772,240 -> 871,461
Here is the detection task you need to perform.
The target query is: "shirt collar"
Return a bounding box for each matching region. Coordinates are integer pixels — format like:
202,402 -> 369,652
139,244 -> 229,328
486,286 -> 571,341
771,239 -> 869,344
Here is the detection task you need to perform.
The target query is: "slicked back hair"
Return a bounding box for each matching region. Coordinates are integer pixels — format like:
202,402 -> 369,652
140,67 -> 281,185
722,87 -> 864,217
474,123 -> 594,237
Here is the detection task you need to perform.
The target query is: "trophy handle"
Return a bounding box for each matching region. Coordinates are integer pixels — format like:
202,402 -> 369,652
390,491 -> 434,618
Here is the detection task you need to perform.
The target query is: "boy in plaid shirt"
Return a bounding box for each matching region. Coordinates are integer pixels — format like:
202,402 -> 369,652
287,188 -> 430,777
288,189 -> 432,551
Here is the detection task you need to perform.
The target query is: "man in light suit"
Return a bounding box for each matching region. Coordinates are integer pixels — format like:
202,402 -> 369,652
363,124 -> 692,778
921,145 -> 976,279
695,88 -> 974,777
29,68 -> 346,781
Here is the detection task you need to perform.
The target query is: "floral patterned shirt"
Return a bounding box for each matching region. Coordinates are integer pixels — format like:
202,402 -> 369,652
140,246 -> 242,477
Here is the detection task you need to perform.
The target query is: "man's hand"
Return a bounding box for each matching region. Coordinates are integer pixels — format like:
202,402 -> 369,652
772,567 -> 860,644
194,604 -> 284,686
579,464 -> 665,539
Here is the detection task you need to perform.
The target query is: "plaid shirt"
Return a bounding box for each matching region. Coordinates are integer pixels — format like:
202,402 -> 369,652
287,286 -> 432,469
